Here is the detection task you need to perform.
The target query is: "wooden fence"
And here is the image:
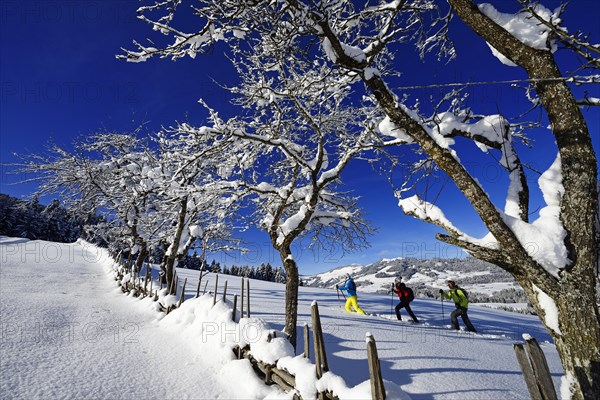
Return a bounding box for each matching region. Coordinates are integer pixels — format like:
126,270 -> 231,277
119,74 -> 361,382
514,337 -> 558,400
233,302 -> 386,400
115,261 -> 248,315
114,260 -> 386,399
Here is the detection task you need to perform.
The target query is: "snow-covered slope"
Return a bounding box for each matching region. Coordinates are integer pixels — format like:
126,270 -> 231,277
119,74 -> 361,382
0,237 -> 277,399
302,257 -> 525,302
1,237 -> 563,399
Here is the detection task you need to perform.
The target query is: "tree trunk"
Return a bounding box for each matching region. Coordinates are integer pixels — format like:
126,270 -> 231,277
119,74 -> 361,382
133,242 -> 148,275
163,259 -> 176,294
125,249 -> 134,271
279,245 -> 299,350
164,197 -> 188,295
539,272 -> 600,399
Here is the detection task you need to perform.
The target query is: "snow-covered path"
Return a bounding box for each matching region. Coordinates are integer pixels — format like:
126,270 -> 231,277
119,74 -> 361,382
0,238 -> 241,399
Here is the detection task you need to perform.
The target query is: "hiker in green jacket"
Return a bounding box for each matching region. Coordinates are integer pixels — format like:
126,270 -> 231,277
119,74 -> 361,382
439,280 -> 477,332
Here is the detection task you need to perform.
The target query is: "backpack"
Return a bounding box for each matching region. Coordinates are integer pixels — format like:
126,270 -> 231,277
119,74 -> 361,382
407,287 -> 415,302
347,279 -> 356,293
456,286 -> 468,300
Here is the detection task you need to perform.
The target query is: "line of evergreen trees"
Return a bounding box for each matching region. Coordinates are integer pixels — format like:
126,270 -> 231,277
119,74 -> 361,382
177,253 -> 287,284
0,194 -> 101,243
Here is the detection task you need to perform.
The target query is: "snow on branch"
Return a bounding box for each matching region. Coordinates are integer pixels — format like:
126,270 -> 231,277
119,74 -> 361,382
479,2 -> 560,67
479,154 -> 569,278
396,194 -> 464,238
577,96 -> 600,107
119,9 -> 229,62
431,112 -> 509,149
516,0 -> 600,69
426,108 -> 530,221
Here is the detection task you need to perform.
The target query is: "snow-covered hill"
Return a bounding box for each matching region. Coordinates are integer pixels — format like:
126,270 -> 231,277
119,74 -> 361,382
0,237 -> 252,399
1,237 -> 564,399
302,257 -> 527,303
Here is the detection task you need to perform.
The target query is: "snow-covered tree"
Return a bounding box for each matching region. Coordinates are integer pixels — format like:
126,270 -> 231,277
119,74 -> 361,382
13,133 -> 153,258
16,128 -> 242,293
146,128 -> 242,293
164,43 -> 380,346
122,0 -> 599,396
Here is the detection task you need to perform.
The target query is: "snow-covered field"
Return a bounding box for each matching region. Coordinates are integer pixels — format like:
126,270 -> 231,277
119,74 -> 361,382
0,238 -> 564,399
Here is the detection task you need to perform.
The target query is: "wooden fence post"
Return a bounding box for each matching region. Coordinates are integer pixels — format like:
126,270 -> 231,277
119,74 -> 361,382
246,278 -> 251,318
241,278 -> 245,318
514,344 -> 543,400
196,271 -> 204,298
366,333 -> 386,400
203,280 -> 209,295
525,338 -> 558,400
311,301 -> 328,378
223,280 -> 228,302
169,268 -> 177,295
177,278 -> 187,308
125,251 -> 134,271
213,274 -> 219,305
304,323 -> 310,359
232,294 -> 238,321
143,263 -> 149,295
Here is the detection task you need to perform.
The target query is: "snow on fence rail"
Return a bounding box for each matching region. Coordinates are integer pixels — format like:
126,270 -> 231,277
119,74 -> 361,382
113,258 -> 387,399
231,302 -> 386,400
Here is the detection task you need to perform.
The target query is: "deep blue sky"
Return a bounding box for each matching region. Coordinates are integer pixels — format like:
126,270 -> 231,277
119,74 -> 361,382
1,0 -> 598,274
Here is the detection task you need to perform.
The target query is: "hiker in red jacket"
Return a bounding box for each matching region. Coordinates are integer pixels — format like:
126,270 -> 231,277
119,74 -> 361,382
391,278 -> 419,323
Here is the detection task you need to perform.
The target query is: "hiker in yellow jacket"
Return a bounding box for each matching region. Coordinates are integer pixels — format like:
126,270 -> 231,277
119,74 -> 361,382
439,280 -> 477,332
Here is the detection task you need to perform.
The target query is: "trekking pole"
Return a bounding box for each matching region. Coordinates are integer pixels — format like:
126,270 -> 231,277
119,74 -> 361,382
390,284 -> 394,316
337,281 -> 346,300
441,296 -> 445,321
336,286 -> 340,301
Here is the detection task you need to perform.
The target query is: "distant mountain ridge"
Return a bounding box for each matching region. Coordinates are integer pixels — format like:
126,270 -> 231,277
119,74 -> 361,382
302,257 -> 528,304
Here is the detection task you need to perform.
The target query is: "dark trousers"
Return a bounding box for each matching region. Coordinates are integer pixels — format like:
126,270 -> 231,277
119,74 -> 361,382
395,300 -> 419,322
450,307 -> 477,332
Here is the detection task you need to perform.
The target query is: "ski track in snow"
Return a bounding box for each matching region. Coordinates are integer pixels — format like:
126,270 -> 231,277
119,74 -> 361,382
1,237 -> 565,399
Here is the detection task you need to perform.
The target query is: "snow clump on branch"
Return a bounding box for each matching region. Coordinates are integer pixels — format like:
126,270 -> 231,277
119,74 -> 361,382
479,3 -> 561,66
